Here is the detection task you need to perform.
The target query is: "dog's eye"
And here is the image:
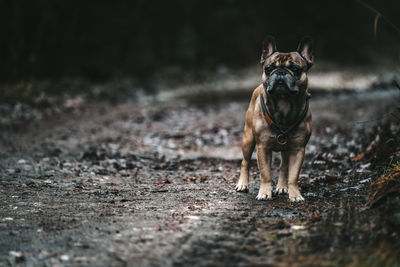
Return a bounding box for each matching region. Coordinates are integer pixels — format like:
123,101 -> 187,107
289,65 -> 303,76
264,65 -> 275,75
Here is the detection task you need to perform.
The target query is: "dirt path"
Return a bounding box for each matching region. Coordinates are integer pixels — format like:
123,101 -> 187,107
0,89 -> 398,266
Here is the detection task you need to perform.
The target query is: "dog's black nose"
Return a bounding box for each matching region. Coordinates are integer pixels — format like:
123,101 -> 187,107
275,69 -> 286,77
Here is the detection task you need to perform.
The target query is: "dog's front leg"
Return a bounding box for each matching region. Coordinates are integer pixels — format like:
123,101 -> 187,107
276,151 -> 289,194
255,144 -> 272,200
288,148 -> 305,202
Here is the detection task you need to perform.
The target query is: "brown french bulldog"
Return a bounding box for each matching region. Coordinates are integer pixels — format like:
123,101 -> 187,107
235,36 -> 313,202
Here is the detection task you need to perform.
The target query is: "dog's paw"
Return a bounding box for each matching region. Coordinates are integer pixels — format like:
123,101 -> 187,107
256,186 -> 272,200
288,186 -> 304,202
256,192 -> 272,200
235,182 -> 249,193
275,185 -> 288,194
289,195 -> 304,202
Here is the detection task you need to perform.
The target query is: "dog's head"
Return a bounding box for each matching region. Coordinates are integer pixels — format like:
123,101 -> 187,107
260,36 -> 314,97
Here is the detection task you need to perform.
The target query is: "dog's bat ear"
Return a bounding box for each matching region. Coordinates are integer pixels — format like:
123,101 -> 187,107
297,36 -> 314,69
260,35 -> 276,64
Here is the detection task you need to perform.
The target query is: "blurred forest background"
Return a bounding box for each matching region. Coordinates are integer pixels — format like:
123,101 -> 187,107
0,0 -> 399,84
1,1 -> 400,266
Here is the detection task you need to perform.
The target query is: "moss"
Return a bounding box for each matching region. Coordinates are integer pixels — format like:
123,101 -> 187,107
367,158 -> 400,207
348,245 -> 400,267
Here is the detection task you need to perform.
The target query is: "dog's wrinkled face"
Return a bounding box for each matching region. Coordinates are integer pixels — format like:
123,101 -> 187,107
260,36 -> 314,97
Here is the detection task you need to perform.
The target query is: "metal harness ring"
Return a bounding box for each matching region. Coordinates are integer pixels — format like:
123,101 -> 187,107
276,134 -> 287,145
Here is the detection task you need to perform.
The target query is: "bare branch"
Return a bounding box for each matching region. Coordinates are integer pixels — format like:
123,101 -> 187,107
356,0 -> 400,36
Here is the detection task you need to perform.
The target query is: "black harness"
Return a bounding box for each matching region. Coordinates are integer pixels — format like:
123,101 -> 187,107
260,92 -> 310,145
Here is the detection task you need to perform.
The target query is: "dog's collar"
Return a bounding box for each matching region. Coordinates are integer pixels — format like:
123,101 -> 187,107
259,92 -> 310,145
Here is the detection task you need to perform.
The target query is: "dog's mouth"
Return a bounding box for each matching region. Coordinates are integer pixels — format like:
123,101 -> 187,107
267,81 -> 299,96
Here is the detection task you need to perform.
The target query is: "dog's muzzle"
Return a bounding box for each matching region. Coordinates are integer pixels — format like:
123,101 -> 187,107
266,69 -> 299,96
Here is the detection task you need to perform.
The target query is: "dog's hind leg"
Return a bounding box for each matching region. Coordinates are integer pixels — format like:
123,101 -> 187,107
235,122 -> 255,192
275,151 -> 289,194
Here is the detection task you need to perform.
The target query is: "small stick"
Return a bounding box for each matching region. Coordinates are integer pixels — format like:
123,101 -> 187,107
356,0 -> 400,36
392,80 -> 400,90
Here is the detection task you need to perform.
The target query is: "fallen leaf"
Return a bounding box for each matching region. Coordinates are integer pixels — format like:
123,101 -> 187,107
351,152 -> 365,161
187,176 -> 196,182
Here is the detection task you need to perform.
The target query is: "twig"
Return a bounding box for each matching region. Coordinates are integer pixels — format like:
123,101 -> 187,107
150,189 -> 168,193
353,112 -> 392,125
393,80 -> 400,90
356,0 -> 400,36
391,112 -> 400,122
373,14 -> 380,37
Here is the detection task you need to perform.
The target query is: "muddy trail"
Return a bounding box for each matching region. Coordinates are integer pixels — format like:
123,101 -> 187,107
0,88 -> 399,266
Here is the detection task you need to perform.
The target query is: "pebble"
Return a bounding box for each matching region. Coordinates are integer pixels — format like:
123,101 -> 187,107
291,225 -> 306,230
9,251 -> 22,257
60,254 -> 70,261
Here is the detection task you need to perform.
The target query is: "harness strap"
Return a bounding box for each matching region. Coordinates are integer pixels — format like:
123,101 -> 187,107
260,92 -> 310,136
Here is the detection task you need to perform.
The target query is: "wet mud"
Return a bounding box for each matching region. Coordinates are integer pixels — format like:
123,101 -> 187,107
0,89 -> 399,266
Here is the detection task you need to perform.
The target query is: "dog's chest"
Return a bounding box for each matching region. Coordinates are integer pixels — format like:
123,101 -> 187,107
254,116 -> 310,151
275,100 -> 291,122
